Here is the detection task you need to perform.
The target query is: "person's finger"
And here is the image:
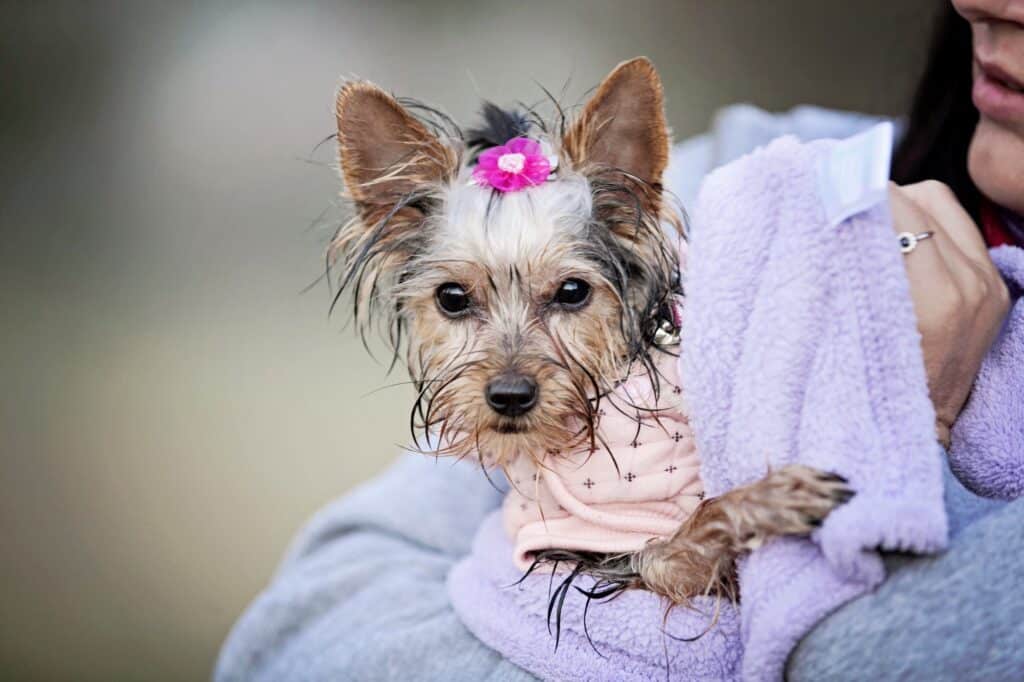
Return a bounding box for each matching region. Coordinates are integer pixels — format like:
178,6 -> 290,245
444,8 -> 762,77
888,184 -> 947,270
899,180 -> 989,263
898,182 -> 1008,322
889,183 -> 985,298
887,186 -> 962,315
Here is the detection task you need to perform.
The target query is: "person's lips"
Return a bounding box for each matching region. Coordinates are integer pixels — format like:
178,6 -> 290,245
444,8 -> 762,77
973,58 -> 1024,123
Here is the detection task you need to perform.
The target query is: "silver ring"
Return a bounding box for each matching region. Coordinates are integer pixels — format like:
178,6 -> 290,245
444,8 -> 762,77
898,230 -> 934,254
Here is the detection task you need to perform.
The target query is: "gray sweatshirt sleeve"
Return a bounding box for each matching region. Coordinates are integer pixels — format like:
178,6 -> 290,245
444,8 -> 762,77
213,452 -> 535,682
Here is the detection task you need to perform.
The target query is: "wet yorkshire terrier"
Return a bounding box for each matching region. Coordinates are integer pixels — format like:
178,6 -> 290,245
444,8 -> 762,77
328,58 -> 852,622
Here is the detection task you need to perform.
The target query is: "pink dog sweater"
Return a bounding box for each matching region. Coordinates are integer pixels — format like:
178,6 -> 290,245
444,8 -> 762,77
503,352 -> 704,569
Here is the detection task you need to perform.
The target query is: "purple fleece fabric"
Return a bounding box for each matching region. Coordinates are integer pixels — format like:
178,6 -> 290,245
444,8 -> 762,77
949,245 -> 1024,500
682,136 -> 947,680
447,136 -> 1024,682
449,512 -> 743,681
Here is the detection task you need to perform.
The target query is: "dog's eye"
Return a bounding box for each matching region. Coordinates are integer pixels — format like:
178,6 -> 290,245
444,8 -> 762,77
553,278 -> 591,309
436,282 -> 471,317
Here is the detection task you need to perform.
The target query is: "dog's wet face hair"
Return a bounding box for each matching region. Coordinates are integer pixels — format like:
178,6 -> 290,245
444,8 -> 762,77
331,58 -> 682,467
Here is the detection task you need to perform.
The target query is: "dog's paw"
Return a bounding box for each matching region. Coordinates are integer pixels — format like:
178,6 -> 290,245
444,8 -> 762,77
750,464 -> 855,537
635,464 -> 855,603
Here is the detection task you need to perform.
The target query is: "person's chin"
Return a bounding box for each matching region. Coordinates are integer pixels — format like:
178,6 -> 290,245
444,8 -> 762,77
969,116 -> 1024,216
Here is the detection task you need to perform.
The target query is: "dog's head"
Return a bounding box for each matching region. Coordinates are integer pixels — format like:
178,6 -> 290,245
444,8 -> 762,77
331,58 -> 682,466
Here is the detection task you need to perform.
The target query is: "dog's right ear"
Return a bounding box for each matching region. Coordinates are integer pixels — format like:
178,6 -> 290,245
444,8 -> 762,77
335,82 -> 457,228
563,57 -> 669,196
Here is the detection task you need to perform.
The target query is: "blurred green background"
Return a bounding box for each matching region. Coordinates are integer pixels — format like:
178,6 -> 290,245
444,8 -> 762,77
2,1 -> 938,679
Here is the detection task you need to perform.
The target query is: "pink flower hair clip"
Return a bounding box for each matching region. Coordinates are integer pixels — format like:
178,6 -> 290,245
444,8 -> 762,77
470,137 -> 558,193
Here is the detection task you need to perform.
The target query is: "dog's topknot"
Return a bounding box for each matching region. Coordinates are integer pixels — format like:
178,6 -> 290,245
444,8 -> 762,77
465,102 -> 535,160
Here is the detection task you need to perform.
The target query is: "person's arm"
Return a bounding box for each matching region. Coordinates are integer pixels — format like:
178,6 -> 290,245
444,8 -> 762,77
789,462 -> 1023,681
214,452 -> 534,682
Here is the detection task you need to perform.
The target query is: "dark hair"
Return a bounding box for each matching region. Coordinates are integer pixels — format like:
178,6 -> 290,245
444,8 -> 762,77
891,3 -> 982,220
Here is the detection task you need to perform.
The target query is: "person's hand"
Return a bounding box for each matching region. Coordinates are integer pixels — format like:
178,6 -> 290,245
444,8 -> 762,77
888,181 -> 1010,448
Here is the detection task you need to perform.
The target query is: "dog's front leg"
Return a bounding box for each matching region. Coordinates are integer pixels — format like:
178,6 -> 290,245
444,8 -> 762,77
634,465 -> 853,606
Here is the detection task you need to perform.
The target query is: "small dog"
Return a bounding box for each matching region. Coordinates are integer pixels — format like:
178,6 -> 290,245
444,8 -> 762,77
329,58 -> 851,610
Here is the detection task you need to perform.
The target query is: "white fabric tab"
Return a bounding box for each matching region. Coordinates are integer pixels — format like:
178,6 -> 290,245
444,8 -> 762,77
817,121 -> 893,227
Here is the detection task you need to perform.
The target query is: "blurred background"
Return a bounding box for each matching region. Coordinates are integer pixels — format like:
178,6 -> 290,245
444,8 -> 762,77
2,1 -> 940,679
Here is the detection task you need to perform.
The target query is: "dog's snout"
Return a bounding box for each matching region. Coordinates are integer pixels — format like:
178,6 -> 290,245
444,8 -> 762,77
485,373 -> 538,417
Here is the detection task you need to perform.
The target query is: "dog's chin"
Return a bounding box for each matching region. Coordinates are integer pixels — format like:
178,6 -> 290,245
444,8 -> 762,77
478,418 -> 583,465
443,412 -> 581,465
494,421 -> 529,435
467,421 -> 544,465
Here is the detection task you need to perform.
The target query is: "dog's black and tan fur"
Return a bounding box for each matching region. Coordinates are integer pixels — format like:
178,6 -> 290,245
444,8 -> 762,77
329,58 -> 851,616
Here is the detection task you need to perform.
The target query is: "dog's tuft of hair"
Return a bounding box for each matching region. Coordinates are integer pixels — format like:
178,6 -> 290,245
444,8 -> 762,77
465,102 -> 534,161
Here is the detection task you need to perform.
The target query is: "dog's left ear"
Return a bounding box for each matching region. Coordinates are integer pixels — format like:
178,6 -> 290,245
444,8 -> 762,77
564,57 -> 669,203
335,81 -> 458,228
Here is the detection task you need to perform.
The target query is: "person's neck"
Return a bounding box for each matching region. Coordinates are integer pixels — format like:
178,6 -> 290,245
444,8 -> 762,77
981,199 -> 1024,248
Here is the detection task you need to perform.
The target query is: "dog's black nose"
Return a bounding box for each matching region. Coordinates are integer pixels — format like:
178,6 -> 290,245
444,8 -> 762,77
485,374 -> 538,417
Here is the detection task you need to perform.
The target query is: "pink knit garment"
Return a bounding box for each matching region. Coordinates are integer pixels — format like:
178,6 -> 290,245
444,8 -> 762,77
503,351 -> 704,570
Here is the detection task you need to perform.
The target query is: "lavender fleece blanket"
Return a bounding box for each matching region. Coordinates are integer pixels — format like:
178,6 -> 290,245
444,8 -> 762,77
448,135 -> 1024,681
